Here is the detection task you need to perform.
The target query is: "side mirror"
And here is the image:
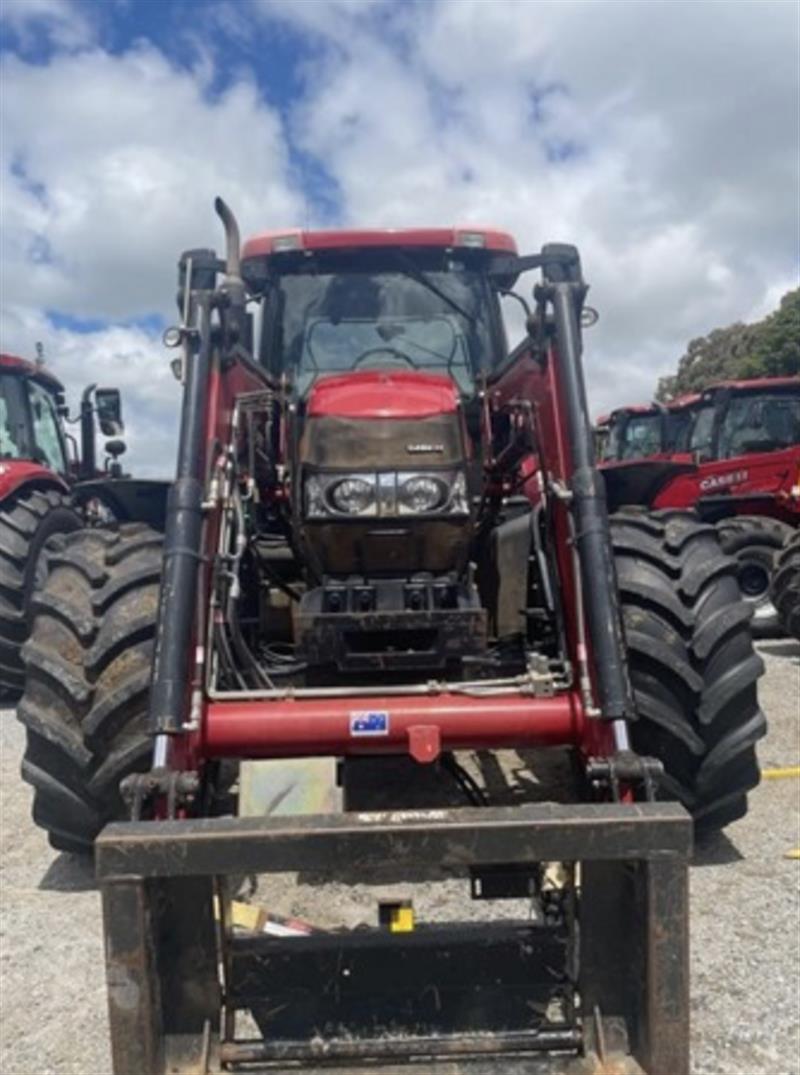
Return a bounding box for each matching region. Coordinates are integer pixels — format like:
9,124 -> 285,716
95,388 -> 124,436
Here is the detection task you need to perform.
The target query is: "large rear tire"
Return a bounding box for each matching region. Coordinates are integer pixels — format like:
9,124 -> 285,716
716,515 -> 793,635
612,509 -> 767,832
0,487 -> 80,698
771,529 -> 800,642
17,524 -> 161,852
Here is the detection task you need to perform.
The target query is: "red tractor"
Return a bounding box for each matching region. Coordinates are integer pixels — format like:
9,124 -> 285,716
597,395 -> 699,463
599,378 -> 800,631
17,202 -> 767,1074
0,353 -> 168,697
1,354 -> 120,695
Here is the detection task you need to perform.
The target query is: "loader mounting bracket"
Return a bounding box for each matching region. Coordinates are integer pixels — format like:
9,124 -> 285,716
120,769 -> 200,820
585,751 -> 663,802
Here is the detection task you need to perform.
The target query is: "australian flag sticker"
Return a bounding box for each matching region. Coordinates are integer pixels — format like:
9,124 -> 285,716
350,710 -> 390,736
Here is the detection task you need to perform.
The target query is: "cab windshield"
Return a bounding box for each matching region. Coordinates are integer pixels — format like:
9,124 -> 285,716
605,412 -> 663,461
718,391 -> 800,458
260,253 -> 495,396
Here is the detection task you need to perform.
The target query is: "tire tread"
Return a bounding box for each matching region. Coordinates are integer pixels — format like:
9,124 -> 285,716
17,525 -> 161,851
612,508 -> 766,831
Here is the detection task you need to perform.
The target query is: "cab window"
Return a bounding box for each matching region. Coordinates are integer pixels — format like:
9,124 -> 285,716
604,418 -> 622,461
689,405 -> 716,461
260,251 -> 495,397
0,373 -> 30,460
666,410 -> 695,452
718,393 -> 800,459
27,379 -> 67,474
621,414 -> 662,459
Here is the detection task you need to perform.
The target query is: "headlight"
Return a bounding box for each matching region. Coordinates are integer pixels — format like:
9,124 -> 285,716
398,475 -> 447,513
395,471 -> 467,516
304,470 -> 469,518
329,477 -> 376,515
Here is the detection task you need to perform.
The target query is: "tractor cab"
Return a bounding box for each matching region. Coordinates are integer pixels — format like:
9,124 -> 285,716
0,354 -> 70,476
243,228 -> 515,399
689,378 -> 800,462
601,397 -> 699,463
0,352 -> 126,483
240,230 -> 519,674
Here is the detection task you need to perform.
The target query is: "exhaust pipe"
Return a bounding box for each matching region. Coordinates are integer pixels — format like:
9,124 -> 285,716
214,196 -> 248,346
214,196 -> 245,302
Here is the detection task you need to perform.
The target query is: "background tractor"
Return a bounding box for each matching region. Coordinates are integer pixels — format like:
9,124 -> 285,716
17,202 -> 767,1075
0,352 -> 168,697
599,377 -> 800,631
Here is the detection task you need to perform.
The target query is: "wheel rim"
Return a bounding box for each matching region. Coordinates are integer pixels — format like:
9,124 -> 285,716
737,560 -> 770,600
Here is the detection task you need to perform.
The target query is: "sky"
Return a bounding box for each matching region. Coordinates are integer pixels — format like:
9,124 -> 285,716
1,0 -> 798,476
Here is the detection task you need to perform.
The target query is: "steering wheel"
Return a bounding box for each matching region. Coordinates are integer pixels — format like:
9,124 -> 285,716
352,347 -> 415,369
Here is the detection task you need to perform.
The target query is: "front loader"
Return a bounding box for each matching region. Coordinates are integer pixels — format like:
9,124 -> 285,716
18,201 -> 767,1074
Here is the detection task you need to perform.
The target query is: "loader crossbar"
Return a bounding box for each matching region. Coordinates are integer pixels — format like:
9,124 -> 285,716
96,802 -> 691,1075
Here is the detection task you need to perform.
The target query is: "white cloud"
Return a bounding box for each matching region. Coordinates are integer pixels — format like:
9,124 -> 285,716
1,303 -> 179,477
263,0 -> 798,412
0,0 -> 96,51
0,0 -> 797,479
0,41 -> 305,474
1,44 -> 303,322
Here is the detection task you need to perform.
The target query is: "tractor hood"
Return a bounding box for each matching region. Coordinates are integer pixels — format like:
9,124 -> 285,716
298,369 -> 470,578
307,370 -> 459,420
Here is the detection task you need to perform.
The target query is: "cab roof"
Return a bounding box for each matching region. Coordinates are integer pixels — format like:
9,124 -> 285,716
242,227 -> 518,261
599,375 -> 799,424
0,352 -> 64,393
704,376 -> 800,393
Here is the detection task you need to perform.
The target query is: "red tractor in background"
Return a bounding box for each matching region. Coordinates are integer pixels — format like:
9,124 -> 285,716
16,200 -> 767,1074
596,395 -> 699,463
0,352 -> 167,696
599,377 -> 800,633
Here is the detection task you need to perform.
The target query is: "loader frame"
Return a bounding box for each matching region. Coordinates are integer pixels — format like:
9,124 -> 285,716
94,204 -> 694,1075
97,802 -> 690,1075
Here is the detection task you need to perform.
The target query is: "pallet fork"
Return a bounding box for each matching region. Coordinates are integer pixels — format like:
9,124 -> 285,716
96,801 -> 690,1075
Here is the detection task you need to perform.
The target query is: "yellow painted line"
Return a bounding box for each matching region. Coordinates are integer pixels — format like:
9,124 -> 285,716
761,766 -> 800,780
784,849 -> 800,860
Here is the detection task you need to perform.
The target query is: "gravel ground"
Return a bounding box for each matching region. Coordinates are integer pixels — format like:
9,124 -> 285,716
1,641 -> 798,1075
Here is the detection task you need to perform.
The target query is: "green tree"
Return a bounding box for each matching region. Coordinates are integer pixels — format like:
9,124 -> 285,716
656,288 -> 800,400
742,289 -> 800,378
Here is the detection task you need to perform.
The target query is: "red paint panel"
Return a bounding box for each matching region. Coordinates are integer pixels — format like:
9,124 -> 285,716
307,370 -> 460,419
242,227 -> 517,261
204,692 -> 584,758
653,444 -> 800,522
0,352 -> 64,392
0,461 -> 69,502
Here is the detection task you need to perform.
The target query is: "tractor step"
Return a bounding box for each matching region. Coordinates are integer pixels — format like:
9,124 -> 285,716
95,802 -> 691,1075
